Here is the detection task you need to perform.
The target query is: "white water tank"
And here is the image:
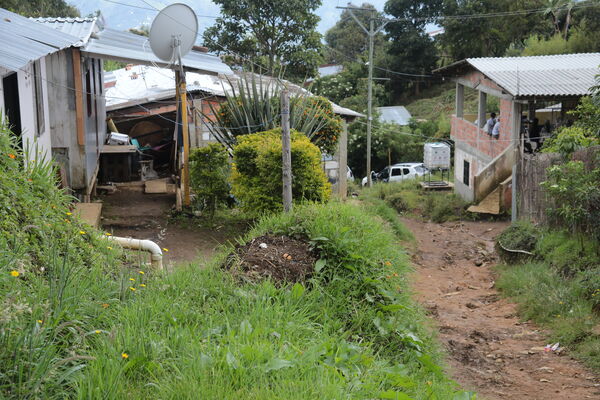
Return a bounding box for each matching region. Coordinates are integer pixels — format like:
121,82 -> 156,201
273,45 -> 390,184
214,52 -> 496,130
423,142 -> 450,169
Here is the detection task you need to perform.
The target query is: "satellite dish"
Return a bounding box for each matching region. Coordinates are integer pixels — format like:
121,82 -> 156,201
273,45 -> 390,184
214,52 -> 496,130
149,3 -> 198,62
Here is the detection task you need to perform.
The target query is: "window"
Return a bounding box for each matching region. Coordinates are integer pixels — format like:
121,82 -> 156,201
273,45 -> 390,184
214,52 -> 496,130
415,166 -> 426,173
33,61 -> 45,136
403,168 -> 410,175
391,168 -> 402,177
463,160 -> 470,186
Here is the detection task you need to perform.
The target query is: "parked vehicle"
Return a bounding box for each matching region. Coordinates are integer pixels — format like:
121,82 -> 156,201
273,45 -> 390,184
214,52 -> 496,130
347,166 -> 354,180
362,163 -> 428,186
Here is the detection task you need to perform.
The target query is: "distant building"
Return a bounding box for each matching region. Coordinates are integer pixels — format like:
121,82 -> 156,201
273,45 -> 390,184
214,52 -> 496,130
317,64 -> 343,78
377,106 -> 412,126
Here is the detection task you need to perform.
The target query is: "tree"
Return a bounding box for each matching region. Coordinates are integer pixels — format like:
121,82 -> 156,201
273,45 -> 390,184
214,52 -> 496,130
0,0 -> 79,17
129,25 -> 150,37
323,3 -> 386,64
384,0 -> 442,98
202,0 -> 323,81
439,0 -> 549,61
347,116 -> 424,178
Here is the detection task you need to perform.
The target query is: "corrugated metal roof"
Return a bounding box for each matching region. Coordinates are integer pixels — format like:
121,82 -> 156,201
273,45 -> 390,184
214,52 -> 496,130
466,53 -> 600,98
0,8 -> 80,71
83,28 -> 233,75
105,66 -> 364,118
377,106 -> 412,125
33,17 -> 99,44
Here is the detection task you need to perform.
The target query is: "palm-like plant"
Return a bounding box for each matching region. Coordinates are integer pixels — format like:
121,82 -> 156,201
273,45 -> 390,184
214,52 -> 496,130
202,72 -> 341,153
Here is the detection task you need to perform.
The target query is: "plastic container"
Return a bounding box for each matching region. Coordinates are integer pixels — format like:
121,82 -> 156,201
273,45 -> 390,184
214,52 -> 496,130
423,142 -> 450,169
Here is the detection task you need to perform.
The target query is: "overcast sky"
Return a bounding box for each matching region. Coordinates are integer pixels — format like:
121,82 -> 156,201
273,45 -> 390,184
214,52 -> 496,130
71,0 -> 390,37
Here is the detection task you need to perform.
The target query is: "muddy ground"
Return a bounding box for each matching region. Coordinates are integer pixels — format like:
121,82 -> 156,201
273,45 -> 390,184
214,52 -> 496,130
99,189 -> 237,266
403,217 -> 600,399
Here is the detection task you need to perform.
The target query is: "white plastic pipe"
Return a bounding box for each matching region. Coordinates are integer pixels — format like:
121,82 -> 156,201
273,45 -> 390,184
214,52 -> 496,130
108,236 -> 163,270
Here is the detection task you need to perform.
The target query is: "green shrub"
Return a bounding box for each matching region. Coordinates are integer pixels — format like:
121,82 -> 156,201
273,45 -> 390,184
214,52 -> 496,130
541,161 -> 600,241
386,192 -> 408,213
495,221 -> 539,264
231,128 -> 330,214
536,231 -> 599,276
189,143 -> 230,217
423,193 -> 467,223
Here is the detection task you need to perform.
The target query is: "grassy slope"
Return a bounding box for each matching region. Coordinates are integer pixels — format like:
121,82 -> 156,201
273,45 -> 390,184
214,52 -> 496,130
75,203 -> 471,399
0,123 -> 473,399
403,83 -> 479,122
495,229 -> 600,371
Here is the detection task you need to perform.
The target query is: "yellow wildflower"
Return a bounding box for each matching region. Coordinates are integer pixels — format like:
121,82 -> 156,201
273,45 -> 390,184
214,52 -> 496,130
121,353 -> 129,359
79,230 -> 86,235
10,270 -> 19,277
107,246 -> 113,250
95,330 -> 101,334
37,320 -> 43,324
162,248 -> 169,252
129,287 -> 136,291
66,212 -> 72,216
138,270 -> 145,275
104,232 -> 112,236
101,303 -> 110,308
129,278 -> 135,282
140,284 -> 146,288
8,153 -> 15,159
384,261 -> 392,267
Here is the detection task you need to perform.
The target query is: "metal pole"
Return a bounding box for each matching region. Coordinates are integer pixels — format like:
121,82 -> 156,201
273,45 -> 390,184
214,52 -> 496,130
366,16 -> 374,187
281,90 -> 292,212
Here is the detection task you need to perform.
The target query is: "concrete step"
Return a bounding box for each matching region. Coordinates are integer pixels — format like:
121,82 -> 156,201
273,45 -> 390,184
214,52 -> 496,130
467,187 -> 501,215
73,202 -> 103,228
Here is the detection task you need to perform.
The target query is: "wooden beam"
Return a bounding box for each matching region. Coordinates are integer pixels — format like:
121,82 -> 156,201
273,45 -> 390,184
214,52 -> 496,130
72,49 -> 85,146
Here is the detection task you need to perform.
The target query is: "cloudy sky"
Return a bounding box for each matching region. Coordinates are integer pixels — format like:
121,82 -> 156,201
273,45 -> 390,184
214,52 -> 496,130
71,0 -> 389,37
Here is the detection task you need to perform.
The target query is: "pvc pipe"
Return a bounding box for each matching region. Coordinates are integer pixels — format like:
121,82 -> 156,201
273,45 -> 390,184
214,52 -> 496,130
108,236 -> 163,270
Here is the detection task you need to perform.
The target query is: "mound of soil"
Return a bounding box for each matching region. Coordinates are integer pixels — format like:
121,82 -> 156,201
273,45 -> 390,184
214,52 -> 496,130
225,235 -> 316,284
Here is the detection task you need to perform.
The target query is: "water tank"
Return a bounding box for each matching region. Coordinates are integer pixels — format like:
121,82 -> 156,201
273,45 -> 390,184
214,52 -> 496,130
423,142 -> 450,169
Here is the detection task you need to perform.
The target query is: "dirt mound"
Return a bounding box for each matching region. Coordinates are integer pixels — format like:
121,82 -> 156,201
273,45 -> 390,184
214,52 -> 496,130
225,235 -> 316,284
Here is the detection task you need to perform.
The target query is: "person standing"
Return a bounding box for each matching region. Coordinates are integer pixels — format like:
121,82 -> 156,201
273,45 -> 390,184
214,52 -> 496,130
492,117 -> 500,140
485,113 -> 497,136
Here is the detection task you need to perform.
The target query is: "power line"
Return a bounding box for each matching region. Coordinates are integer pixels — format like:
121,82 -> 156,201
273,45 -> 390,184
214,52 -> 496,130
101,0 -> 218,18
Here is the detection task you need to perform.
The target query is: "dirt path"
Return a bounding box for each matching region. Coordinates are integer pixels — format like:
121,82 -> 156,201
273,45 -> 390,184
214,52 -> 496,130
99,189 -> 237,266
402,217 -> 600,399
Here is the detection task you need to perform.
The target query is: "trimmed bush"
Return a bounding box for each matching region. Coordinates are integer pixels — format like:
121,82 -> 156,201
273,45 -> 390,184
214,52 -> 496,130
189,143 -> 230,217
495,221 -> 539,264
231,128 -> 330,214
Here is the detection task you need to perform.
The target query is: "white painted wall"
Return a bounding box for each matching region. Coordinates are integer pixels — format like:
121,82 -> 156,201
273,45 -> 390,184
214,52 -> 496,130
13,61 -> 52,162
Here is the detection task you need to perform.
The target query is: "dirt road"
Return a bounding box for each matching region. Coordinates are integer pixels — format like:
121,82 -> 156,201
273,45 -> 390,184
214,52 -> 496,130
402,217 -> 600,399
100,189 -> 236,266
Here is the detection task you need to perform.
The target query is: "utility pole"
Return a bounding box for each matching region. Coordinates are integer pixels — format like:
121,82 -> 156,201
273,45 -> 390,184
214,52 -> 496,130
281,89 -> 293,212
337,4 -> 388,187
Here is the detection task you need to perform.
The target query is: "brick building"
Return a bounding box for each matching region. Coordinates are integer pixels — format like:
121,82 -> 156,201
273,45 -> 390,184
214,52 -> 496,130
435,53 -> 600,213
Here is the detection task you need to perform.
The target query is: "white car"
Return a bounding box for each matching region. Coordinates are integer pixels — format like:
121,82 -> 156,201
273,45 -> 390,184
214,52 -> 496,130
362,163 -> 428,186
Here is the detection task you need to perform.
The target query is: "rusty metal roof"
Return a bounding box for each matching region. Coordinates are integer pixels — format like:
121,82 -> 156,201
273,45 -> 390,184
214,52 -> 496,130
0,8 -> 80,71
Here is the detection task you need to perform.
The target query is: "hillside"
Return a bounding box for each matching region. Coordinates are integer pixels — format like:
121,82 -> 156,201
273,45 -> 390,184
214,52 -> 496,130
404,82 -> 479,122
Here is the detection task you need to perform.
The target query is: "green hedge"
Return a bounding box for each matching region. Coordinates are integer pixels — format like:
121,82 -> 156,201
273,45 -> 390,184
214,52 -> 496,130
231,128 -> 330,214
189,143 -> 230,217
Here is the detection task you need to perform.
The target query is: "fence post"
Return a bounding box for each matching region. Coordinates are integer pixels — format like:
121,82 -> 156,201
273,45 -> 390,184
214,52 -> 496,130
281,90 -> 292,212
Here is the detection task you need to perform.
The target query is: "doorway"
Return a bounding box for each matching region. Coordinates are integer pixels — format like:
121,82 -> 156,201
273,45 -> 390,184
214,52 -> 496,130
2,73 -> 22,142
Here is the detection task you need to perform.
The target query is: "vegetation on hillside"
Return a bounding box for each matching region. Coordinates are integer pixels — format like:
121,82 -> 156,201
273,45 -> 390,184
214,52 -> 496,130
496,224 -> 600,371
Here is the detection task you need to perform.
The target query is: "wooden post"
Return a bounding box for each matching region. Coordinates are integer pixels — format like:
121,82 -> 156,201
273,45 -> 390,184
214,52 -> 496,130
281,90 -> 292,212
72,49 -> 84,146
180,78 -> 191,207
337,119 -> 348,199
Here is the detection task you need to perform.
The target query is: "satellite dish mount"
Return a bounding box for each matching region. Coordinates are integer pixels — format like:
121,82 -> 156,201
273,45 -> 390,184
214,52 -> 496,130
149,3 -> 198,208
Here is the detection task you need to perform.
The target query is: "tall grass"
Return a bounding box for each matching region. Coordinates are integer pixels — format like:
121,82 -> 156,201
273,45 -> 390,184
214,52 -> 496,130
73,203 -> 473,399
496,226 -> 600,371
1,120 -> 473,398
